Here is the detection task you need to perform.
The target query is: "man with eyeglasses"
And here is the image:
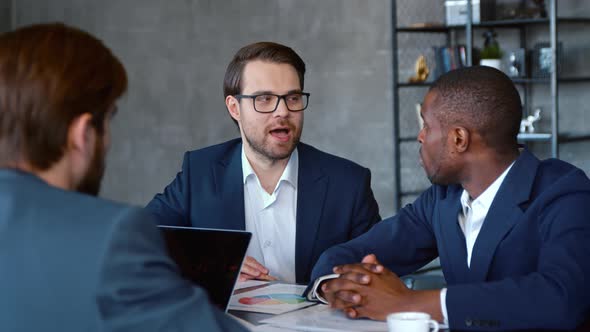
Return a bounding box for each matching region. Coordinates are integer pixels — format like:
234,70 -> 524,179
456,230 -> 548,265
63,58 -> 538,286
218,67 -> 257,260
146,41 -> 381,284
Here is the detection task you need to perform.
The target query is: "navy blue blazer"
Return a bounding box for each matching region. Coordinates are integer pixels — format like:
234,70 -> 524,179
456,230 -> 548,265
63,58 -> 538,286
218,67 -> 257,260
146,138 -> 381,283
0,169 -> 246,332
311,149 -> 590,331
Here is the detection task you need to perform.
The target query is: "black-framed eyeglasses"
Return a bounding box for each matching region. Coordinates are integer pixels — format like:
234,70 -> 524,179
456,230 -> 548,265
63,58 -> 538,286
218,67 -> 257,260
234,92 -> 310,113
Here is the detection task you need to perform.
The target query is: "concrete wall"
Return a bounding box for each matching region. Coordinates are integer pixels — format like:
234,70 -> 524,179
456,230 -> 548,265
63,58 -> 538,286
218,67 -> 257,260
0,0 -> 11,32
12,0 -> 590,217
14,0 -> 396,216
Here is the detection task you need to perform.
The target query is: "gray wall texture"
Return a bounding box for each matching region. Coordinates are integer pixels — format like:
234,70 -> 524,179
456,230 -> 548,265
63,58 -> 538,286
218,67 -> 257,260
0,0 -> 11,32
14,0 -> 396,216
11,0 -> 590,217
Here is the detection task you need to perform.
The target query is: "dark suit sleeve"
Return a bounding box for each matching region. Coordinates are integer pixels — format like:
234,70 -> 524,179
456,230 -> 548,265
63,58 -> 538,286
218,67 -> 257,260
349,168 -> 381,237
96,207 -> 247,332
446,192 -> 590,331
145,153 -> 191,226
311,186 -> 439,281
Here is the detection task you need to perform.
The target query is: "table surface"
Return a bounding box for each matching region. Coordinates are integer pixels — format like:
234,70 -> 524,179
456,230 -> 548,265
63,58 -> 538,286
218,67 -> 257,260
229,282 -> 450,331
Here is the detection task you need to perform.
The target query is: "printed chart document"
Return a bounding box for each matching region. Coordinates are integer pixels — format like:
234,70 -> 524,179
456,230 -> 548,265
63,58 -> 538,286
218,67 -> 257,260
261,304 -> 389,332
234,280 -> 270,290
262,305 -> 448,332
229,283 -> 316,315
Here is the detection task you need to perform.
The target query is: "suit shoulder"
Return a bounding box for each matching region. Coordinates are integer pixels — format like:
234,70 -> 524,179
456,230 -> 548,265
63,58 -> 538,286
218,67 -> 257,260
186,138 -> 242,157
184,138 -> 241,163
65,193 -> 157,250
59,189 -> 141,222
537,158 -> 590,186
299,143 -> 368,175
533,158 -> 590,196
18,183 -> 149,245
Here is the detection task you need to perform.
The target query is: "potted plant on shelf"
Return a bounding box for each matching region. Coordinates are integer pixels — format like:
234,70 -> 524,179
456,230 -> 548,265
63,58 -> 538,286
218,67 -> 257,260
479,29 -> 503,70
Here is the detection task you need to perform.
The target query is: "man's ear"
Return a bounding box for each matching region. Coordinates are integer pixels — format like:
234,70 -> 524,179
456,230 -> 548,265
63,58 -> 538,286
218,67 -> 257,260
451,126 -> 470,153
225,95 -> 241,122
68,113 -> 95,156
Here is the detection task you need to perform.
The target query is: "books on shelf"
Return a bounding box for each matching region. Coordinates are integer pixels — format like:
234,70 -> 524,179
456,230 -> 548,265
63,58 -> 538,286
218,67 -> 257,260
433,45 -> 467,78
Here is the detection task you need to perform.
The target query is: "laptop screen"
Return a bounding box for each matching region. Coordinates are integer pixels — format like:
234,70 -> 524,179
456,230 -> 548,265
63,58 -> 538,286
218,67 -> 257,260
158,226 -> 251,312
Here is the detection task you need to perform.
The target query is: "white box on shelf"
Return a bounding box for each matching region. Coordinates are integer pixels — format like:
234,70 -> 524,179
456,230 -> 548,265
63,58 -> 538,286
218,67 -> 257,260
445,0 -> 481,25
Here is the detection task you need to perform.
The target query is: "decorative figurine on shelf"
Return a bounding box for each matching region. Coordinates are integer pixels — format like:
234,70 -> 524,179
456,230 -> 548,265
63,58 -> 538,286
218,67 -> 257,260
520,108 -> 542,133
506,49 -> 526,78
479,29 -> 503,71
408,55 -> 430,83
508,51 -> 521,77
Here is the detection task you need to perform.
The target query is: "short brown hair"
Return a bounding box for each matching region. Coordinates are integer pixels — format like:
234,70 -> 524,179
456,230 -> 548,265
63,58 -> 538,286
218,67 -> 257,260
0,23 -> 127,170
223,41 -> 306,98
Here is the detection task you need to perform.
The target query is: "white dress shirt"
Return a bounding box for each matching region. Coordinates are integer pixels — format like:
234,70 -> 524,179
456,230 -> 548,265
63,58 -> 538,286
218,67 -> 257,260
440,162 -> 514,324
242,147 -> 298,283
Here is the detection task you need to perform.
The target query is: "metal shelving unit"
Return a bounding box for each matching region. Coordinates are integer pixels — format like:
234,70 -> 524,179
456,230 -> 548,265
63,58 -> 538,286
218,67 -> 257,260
392,0 -> 590,211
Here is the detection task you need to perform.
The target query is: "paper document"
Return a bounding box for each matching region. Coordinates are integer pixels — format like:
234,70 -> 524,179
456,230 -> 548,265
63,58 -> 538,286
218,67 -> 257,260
234,280 -> 270,290
262,304 -> 448,331
229,283 -> 316,315
261,304 -> 388,332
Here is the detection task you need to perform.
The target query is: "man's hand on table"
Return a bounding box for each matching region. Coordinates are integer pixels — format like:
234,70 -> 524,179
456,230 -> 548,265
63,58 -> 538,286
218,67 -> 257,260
239,256 -> 278,281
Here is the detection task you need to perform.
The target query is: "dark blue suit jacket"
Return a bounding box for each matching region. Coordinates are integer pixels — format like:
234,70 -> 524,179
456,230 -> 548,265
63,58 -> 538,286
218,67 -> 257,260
311,149 -> 590,331
146,138 -> 381,283
0,169 -> 246,332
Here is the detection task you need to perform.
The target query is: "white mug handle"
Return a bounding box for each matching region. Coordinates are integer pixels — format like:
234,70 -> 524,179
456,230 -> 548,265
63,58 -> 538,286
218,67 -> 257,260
428,319 -> 439,332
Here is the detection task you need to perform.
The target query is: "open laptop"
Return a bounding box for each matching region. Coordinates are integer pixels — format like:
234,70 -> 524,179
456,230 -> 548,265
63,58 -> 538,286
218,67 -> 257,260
158,225 -> 251,312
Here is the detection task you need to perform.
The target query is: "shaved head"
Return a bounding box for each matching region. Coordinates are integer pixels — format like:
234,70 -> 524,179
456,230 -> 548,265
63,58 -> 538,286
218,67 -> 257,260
429,66 -> 522,153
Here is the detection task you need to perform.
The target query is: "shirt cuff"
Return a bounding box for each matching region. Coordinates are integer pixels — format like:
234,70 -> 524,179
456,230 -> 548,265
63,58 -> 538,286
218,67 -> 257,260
440,288 -> 449,325
306,273 -> 340,304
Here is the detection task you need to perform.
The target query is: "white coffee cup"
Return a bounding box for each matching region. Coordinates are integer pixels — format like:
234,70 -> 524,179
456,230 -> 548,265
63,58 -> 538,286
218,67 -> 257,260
387,312 -> 439,332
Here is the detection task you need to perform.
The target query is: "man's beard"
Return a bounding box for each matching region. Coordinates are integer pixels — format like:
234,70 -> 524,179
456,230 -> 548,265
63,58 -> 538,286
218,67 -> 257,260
244,129 -> 299,162
76,137 -> 106,196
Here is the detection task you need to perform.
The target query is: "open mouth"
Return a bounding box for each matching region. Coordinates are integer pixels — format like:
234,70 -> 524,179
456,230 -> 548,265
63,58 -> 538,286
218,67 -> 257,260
269,127 -> 291,142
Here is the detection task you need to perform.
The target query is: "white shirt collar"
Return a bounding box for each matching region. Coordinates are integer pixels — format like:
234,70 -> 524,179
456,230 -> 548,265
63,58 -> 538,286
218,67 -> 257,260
241,145 -> 299,192
460,161 -> 515,211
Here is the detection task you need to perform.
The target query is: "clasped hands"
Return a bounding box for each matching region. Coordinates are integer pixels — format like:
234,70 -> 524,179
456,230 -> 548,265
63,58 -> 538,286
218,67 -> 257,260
320,254 -> 440,321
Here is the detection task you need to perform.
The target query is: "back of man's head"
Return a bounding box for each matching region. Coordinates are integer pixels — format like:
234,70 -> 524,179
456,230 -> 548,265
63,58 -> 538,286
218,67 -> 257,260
430,66 -> 522,153
0,23 -> 127,170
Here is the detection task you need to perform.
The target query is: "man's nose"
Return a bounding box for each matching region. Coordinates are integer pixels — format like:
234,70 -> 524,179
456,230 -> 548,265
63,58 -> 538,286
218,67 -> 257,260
417,129 -> 424,144
273,97 -> 289,117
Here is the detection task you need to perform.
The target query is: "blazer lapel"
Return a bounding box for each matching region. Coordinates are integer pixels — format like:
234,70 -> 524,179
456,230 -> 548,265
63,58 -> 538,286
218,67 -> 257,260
295,144 -> 328,283
213,142 -> 246,230
468,149 -> 539,282
436,187 -> 470,284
